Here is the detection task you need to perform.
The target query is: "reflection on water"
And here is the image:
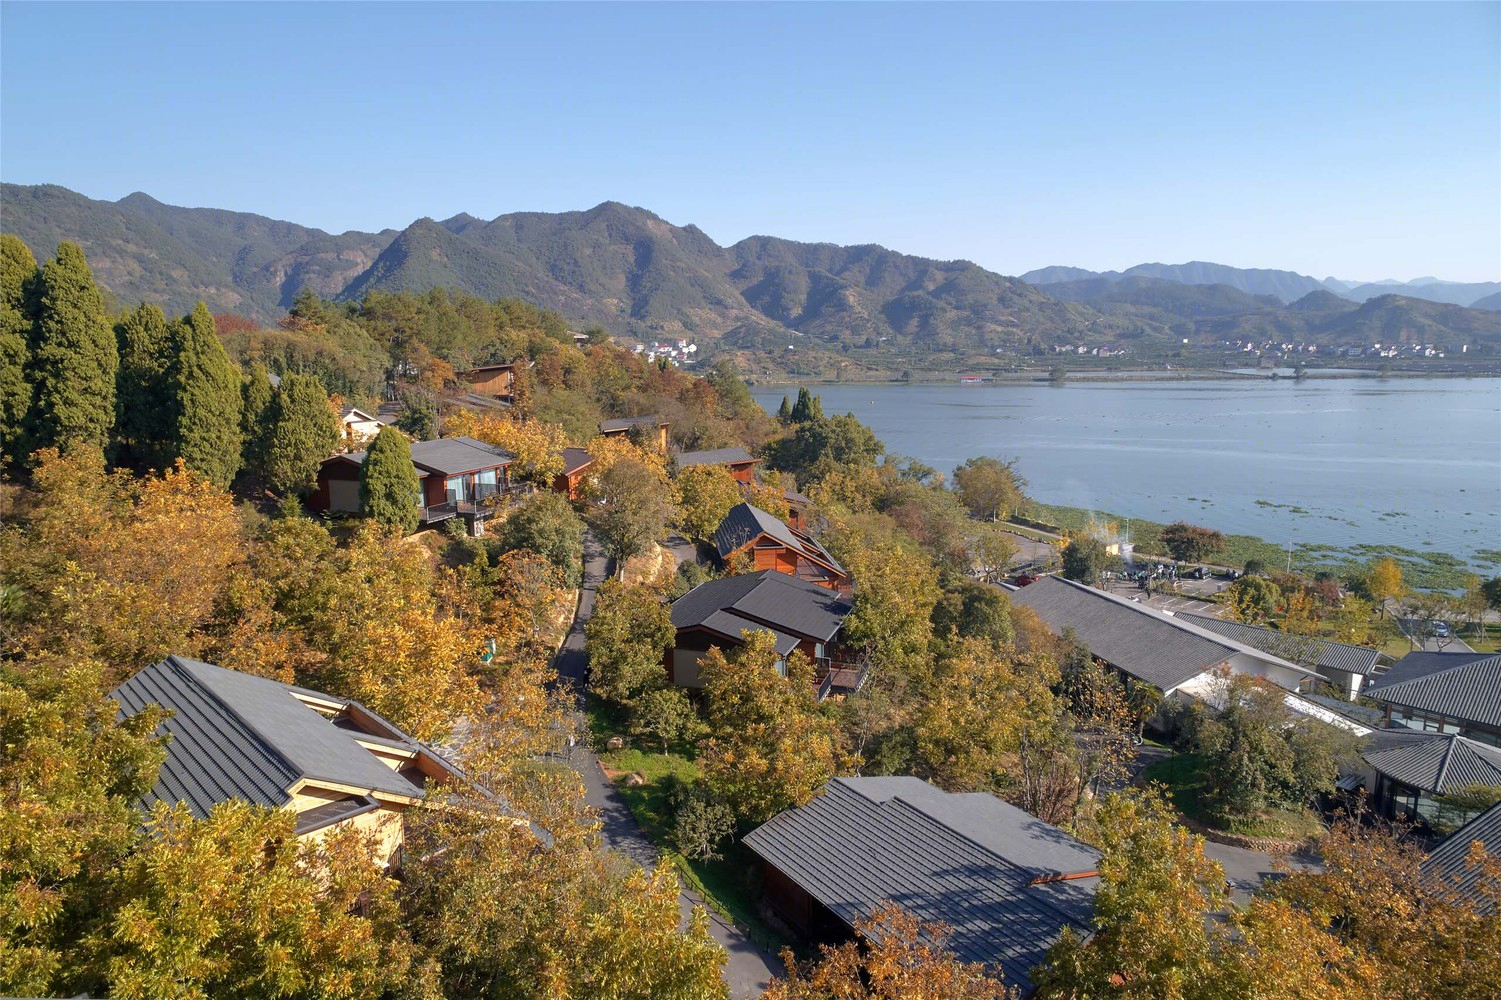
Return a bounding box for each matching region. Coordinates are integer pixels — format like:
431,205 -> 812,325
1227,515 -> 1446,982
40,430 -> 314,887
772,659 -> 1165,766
752,378 -> 1501,565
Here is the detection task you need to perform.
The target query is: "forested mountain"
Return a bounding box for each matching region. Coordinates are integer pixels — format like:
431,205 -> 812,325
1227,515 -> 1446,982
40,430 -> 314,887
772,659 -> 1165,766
3,183 -> 1497,354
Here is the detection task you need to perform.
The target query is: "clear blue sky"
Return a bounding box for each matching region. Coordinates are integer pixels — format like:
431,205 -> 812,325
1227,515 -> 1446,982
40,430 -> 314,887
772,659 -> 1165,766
3,1 -> 1497,281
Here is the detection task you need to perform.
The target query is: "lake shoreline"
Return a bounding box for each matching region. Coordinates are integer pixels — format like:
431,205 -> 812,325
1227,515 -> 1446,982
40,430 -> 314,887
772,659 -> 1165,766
749,367 -> 1501,387
751,377 -> 1499,576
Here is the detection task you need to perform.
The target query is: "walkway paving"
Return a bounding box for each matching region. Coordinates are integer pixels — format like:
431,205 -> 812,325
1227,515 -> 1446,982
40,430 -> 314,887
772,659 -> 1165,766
558,530 -> 782,999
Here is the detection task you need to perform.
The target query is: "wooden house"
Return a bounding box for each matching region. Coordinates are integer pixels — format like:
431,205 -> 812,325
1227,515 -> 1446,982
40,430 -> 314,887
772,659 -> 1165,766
675,446 -> 761,484
666,571 -> 865,698
598,415 -> 670,453
715,501 -> 849,592
743,777 -> 1099,995
553,447 -> 594,501
458,362 -> 520,398
339,406 -> 386,448
312,436 -> 519,534
113,656 -> 496,867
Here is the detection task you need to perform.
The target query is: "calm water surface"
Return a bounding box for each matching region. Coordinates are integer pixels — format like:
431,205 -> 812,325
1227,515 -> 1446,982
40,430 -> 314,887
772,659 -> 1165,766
752,378 -> 1501,566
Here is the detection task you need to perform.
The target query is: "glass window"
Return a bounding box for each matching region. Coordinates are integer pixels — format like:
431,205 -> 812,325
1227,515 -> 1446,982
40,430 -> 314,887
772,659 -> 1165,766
475,469 -> 498,487
446,476 -> 469,502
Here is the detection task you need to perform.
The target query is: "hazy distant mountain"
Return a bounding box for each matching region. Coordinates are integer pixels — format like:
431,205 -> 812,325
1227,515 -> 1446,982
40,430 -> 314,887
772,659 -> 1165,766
1023,259 -> 1498,309
2,182 -> 1496,353
1023,261 -> 1328,303
1470,291 -> 1501,312
1338,279 -> 1501,308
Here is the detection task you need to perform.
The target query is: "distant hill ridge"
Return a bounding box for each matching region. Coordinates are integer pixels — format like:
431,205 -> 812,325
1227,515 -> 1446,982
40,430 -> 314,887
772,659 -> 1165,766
2,182 -> 1497,353
1021,259 -> 1500,309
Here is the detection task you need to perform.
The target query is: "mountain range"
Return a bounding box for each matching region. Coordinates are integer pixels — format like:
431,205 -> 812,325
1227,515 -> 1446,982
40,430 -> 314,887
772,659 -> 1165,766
1019,261 -> 1500,309
2,183 -> 1497,358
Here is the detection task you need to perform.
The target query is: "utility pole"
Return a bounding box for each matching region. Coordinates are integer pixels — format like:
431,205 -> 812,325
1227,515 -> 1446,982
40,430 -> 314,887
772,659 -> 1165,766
1287,540 -> 1294,574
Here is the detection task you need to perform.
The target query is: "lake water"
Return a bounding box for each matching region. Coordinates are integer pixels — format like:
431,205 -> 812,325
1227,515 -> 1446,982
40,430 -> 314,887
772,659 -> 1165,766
752,378 -> 1501,568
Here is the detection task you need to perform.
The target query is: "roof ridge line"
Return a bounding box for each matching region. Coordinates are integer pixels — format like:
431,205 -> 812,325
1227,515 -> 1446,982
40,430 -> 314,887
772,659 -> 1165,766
163,655 -> 303,782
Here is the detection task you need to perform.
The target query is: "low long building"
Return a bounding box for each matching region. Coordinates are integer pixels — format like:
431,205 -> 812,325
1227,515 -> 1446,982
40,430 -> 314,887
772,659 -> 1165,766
113,656 -> 478,865
675,446 -> 761,483
1177,611 -> 1382,701
1010,576 -> 1325,697
743,777 -> 1099,994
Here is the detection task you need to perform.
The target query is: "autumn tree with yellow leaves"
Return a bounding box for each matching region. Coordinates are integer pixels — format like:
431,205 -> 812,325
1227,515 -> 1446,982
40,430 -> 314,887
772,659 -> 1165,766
697,631 -> 850,823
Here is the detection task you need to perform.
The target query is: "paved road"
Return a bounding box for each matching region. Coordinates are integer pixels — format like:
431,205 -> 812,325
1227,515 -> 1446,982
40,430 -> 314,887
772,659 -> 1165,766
1203,840 -> 1322,905
558,530 -> 782,999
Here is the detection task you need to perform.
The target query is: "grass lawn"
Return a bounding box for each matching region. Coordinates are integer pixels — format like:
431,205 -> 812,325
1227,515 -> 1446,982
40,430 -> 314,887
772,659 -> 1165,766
1142,752 -> 1325,841
589,698 -> 795,957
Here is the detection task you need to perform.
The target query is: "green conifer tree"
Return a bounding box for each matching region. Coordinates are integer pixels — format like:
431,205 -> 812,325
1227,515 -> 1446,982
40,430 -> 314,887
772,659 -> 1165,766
163,303 -> 242,486
775,394 -> 792,424
789,386 -> 823,423
0,234 -> 37,464
112,303 -> 172,471
359,426 -> 420,533
23,242 -> 117,454
239,364 -> 275,478
263,373 -> 338,496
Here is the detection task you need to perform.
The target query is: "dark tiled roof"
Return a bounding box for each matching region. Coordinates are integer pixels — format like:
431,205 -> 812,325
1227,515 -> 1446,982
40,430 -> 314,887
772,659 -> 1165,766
559,447 -> 593,475
329,436 -> 513,478
113,656 -> 431,818
1359,729 -> 1501,794
1177,612 -> 1382,676
714,502 -> 844,575
1422,800 -> 1501,914
1011,577 -> 1245,692
599,415 -> 666,433
410,436 -> 515,476
743,777 -> 1099,991
675,447 -> 759,467
1366,652 -> 1501,729
671,570 -> 850,646
784,489 -> 810,505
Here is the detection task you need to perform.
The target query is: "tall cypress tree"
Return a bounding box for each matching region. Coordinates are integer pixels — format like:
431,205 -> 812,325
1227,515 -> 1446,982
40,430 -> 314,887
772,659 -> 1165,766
789,386 -> 823,423
264,373 -> 338,496
775,394 -> 792,424
23,242 -> 117,454
164,302 -> 242,486
359,426 -> 421,533
112,302 -> 172,471
0,235 -> 37,464
239,364 -> 275,477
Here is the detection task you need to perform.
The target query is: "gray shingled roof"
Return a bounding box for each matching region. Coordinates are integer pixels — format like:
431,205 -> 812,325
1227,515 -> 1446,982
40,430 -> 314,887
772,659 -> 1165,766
1366,652 -> 1501,729
1011,576 -> 1301,692
599,415 -> 666,433
1359,729 -> 1501,794
409,436 -> 515,476
559,447 -> 593,475
743,777 -> 1099,991
675,446 -> 759,468
1422,800 -> 1501,914
713,502 -> 844,575
671,571 -> 851,647
113,656 -> 430,818
334,436 -> 513,478
1177,612 -> 1381,676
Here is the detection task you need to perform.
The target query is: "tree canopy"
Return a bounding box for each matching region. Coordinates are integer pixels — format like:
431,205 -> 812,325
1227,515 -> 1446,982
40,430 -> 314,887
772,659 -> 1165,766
359,426 -> 422,533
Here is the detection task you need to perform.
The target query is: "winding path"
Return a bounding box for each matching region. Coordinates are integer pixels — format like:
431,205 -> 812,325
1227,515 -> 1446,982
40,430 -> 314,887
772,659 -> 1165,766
556,531 -> 782,999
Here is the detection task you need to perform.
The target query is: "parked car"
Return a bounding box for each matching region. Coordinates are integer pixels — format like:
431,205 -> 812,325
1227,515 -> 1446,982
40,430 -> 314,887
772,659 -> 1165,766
1013,573 -> 1040,587
1433,621 -> 1450,638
